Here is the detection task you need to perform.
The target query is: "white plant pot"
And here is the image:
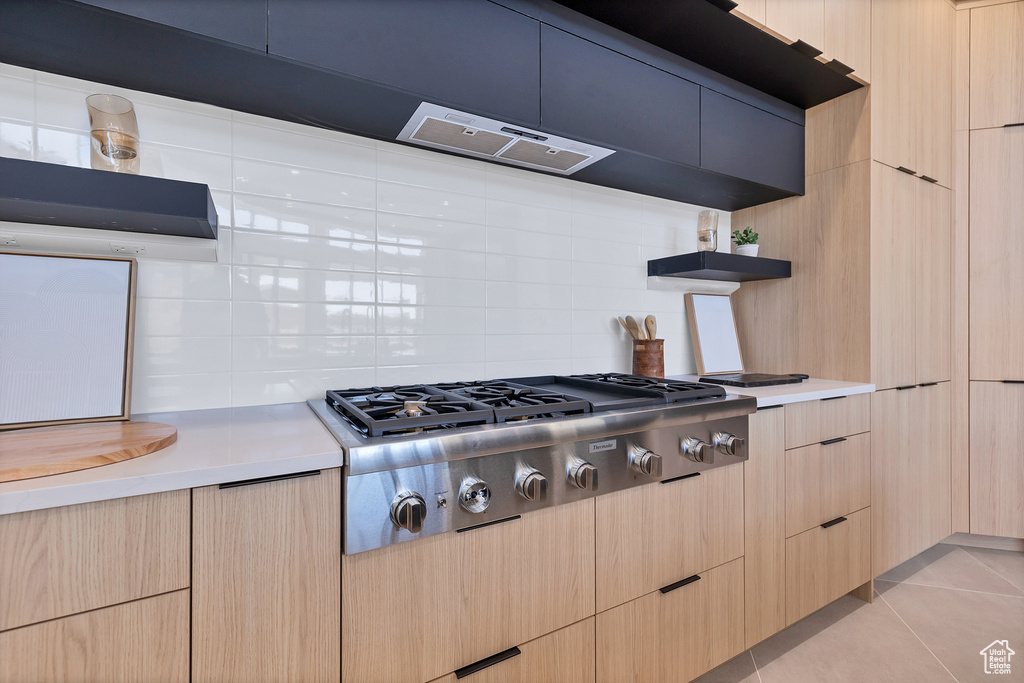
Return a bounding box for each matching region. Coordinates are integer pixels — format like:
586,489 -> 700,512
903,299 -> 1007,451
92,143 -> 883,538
736,244 -> 759,257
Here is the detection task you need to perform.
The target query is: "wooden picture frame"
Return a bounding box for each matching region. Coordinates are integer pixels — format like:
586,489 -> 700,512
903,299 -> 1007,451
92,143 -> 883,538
684,293 -> 745,376
0,251 -> 137,431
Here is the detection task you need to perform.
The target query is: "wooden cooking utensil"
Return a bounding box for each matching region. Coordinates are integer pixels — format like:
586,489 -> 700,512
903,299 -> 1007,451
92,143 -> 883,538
625,315 -> 645,340
617,316 -> 637,339
645,314 -> 657,340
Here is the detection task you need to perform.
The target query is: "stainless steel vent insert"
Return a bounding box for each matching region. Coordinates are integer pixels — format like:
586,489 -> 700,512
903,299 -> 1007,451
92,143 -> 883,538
411,118 -> 514,156
397,103 -> 614,175
498,139 -> 590,171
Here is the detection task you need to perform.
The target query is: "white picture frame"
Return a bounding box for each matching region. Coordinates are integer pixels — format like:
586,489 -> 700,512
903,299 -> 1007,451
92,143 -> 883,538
684,293 -> 745,375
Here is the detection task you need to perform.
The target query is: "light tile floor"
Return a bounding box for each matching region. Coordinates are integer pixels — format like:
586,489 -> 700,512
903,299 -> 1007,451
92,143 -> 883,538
694,543 -> 1024,683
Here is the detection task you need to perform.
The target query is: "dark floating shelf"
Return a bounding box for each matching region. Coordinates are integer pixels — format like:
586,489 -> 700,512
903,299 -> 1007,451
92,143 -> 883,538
552,0 -> 863,109
0,157 -> 218,240
647,251 -> 791,282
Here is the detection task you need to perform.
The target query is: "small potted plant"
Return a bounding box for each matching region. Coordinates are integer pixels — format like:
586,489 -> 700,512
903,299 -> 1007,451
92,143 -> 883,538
732,226 -> 759,257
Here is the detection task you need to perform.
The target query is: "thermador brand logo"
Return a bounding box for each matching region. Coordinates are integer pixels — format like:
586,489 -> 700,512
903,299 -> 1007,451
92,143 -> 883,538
589,439 -> 617,454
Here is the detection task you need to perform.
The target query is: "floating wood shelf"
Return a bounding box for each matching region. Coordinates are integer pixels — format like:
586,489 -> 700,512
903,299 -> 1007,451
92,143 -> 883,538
0,157 -> 218,240
647,251 -> 791,282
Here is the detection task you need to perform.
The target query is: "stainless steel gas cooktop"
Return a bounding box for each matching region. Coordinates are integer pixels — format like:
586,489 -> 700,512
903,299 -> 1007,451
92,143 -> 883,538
309,373 -> 755,554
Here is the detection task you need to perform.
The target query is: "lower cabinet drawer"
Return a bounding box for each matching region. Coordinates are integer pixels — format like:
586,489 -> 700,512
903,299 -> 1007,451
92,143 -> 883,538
0,589 -> 189,683
428,618 -> 595,683
596,557 -> 745,683
785,393 -> 871,449
786,507 -> 871,625
785,432 -> 871,537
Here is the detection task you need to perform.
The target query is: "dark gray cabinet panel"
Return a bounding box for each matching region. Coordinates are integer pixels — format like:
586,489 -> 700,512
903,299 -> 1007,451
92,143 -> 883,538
268,0 -> 540,126
541,26 -> 700,167
700,89 -> 804,194
77,0 -> 267,52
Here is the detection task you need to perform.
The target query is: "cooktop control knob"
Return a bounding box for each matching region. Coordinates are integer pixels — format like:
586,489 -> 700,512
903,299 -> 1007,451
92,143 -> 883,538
682,437 -> 714,464
713,432 -> 744,456
390,491 -> 427,533
459,477 -> 491,513
515,469 -> 548,502
568,461 -> 599,491
629,445 -> 663,477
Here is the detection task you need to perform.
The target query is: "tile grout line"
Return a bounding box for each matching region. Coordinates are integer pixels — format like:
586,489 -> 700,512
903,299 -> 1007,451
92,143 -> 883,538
875,578 -> 1024,600
876,590 -> 961,683
955,546 -> 1024,594
749,649 -> 765,683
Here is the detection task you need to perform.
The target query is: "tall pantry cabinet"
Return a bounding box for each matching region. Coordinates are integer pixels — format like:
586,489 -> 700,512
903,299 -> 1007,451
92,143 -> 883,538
731,0 -> 955,577
966,1 -> 1024,540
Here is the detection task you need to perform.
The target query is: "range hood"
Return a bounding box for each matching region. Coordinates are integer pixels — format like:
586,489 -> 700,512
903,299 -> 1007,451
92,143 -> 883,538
397,102 -> 614,175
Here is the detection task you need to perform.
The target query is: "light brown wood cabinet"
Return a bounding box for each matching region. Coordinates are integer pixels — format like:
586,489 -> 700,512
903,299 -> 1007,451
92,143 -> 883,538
0,489 -> 189,632
192,469 -> 342,683
969,126 -> 1024,381
871,383 -> 951,576
595,463 -> 744,613
871,162 -> 951,390
969,2 -> 1024,130
786,507 -> 870,625
0,590 -> 190,683
427,618 -> 595,683
785,432 -> 870,537
969,382 -> 1024,539
744,408 -> 787,649
596,558 -> 745,683
342,499 -> 595,683
784,393 -> 870,450
872,0 -> 953,186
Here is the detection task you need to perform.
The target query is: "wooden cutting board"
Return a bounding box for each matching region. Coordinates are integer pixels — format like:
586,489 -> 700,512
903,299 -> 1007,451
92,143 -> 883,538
0,421 -> 177,483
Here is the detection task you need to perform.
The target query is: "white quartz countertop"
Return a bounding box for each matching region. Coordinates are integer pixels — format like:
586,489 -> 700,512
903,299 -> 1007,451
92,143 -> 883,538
669,375 -> 875,407
0,403 -> 343,516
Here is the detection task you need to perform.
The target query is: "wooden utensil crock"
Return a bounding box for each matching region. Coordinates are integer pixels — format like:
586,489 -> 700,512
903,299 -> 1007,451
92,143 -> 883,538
632,339 -> 664,378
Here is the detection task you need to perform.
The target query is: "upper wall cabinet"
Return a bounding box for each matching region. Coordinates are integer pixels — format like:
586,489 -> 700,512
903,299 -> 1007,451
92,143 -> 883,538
701,89 -> 805,194
77,0 -> 268,51
540,26 -> 700,167
969,2 -> 1024,130
872,0 -> 953,187
268,0 -> 541,127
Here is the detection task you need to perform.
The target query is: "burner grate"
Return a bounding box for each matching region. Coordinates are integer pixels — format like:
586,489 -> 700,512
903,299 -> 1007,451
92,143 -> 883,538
327,385 -> 495,437
436,380 -> 592,422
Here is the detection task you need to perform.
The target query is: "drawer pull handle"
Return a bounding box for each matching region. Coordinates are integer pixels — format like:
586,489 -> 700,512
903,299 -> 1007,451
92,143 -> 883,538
821,516 -> 848,529
219,469 -> 320,489
920,175 -> 939,183
455,646 -> 521,679
896,385 -> 916,391
918,382 -> 938,387
660,574 -> 702,594
661,472 -> 701,485
821,437 -> 847,446
1003,380 -> 1024,384
821,395 -> 847,402
897,166 -> 916,175
757,404 -> 784,411
457,515 -> 521,533
1004,122 -> 1024,128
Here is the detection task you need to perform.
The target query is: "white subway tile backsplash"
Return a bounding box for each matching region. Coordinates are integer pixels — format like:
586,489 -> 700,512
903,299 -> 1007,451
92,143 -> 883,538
135,300 -> 232,337
232,267 -> 376,303
377,213 -> 485,252
377,244 -> 486,279
376,335 -> 486,366
1,67 -> 727,412
232,336 -> 376,372
0,120 -> 33,160
232,231 -> 376,272
377,305 -> 486,336
233,121 -> 376,177
377,181 -> 486,224
378,275 -> 485,307
377,149 -> 486,196
234,195 -> 376,242
235,158 -> 376,209
485,199 -> 572,235
486,226 -> 571,259
0,76 -> 33,121
233,302 -> 375,337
